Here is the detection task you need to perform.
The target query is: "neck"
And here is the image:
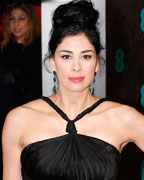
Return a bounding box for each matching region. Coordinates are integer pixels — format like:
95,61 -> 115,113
51,89 -> 98,120
15,37 -> 24,44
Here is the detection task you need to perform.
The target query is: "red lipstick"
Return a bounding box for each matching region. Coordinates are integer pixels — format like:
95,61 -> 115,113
69,77 -> 84,83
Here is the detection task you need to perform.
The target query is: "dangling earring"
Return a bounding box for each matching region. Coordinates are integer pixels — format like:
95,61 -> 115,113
53,71 -> 57,94
90,72 -> 97,95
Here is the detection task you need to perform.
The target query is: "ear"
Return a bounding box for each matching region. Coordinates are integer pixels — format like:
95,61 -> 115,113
49,55 -> 56,72
95,56 -> 100,72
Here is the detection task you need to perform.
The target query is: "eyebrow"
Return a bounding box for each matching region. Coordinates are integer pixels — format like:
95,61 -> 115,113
9,15 -> 27,18
58,50 -> 95,53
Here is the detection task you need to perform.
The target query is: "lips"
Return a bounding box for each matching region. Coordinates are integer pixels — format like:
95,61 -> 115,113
14,28 -> 21,33
69,77 -> 84,83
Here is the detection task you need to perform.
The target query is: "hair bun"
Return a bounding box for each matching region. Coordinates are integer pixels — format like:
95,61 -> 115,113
53,0 -> 99,29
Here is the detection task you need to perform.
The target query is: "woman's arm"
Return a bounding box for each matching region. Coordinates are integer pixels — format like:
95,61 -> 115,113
124,106 -> 144,152
2,109 -> 23,180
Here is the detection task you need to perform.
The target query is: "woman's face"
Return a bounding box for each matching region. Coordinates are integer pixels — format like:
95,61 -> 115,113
50,33 -> 99,93
9,8 -> 29,43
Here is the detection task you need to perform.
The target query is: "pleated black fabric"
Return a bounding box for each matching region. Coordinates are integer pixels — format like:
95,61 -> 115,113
21,97 -> 120,180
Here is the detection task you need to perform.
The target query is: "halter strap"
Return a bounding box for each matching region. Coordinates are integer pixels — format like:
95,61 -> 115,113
41,97 -> 107,134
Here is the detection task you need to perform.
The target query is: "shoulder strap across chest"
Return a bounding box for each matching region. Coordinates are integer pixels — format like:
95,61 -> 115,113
41,96 -> 107,134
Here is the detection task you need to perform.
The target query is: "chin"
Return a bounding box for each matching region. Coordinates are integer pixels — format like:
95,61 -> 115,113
67,87 -> 88,93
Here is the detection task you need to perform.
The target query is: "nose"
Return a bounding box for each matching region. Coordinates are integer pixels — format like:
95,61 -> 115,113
72,59 -> 82,72
13,19 -> 19,27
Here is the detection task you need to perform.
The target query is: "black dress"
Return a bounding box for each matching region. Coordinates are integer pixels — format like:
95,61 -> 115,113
21,97 -> 120,180
0,38 -> 42,112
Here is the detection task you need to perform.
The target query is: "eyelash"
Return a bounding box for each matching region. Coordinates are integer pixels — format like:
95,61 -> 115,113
61,55 -> 71,60
61,55 -> 92,60
82,55 -> 92,60
9,17 -> 14,21
9,17 -> 26,21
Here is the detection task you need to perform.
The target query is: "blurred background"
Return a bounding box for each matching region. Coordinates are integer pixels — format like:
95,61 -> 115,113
0,0 -> 41,178
106,0 -> 144,179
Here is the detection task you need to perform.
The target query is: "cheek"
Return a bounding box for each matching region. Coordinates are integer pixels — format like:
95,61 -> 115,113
55,63 -> 70,79
57,66 -> 69,77
85,62 -> 97,72
84,63 -> 97,79
20,20 -> 29,30
23,22 -> 29,30
9,22 -> 13,29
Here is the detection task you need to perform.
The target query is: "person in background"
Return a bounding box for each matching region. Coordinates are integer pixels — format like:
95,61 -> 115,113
0,4 -> 42,179
2,0 -> 144,180
0,3 -> 42,109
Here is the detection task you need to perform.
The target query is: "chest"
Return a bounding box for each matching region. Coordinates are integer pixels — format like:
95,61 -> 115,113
21,113 -> 121,153
21,132 -> 120,180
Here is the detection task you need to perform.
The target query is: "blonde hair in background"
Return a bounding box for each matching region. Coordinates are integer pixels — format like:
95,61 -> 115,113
0,3 -> 40,50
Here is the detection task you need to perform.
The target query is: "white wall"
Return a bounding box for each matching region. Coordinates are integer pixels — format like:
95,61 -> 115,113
42,0 -> 106,98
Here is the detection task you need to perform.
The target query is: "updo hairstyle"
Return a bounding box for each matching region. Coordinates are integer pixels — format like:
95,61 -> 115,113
49,0 -> 103,56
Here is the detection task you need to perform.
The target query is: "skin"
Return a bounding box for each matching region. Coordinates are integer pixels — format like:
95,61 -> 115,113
2,33 -> 144,180
9,8 -> 29,43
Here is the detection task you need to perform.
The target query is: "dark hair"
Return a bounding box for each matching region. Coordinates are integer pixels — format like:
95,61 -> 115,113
49,0 -> 103,56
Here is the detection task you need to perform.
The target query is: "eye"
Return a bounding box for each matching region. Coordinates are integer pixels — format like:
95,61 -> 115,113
61,55 -> 71,60
9,16 -> 14,21
82,55 -> 92,60
19,16 -> 27,21
19,17 -> 26,20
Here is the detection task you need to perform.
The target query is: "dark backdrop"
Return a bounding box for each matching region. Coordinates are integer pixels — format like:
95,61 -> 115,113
0,2 -> 41,179
106,0 -> 144,179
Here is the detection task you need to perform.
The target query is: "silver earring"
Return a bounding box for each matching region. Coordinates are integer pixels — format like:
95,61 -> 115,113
90,72 -> 97,95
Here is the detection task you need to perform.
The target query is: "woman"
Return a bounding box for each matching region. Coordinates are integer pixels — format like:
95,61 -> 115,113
2,0 -> 144,180
0,3 -> 42,108
0,3 -> 40,49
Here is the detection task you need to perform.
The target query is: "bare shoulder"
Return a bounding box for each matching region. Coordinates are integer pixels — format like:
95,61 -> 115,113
104,100 -> 137,114
104,100 -> 143,125
106,101 -> 144,151
3,98 -> 49,135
